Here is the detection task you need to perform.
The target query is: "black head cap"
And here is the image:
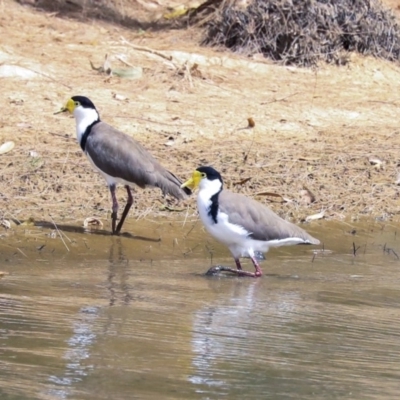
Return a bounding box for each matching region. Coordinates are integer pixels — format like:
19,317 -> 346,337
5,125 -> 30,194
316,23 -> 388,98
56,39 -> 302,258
196,166 -> 223,183
71,96 -> 97,110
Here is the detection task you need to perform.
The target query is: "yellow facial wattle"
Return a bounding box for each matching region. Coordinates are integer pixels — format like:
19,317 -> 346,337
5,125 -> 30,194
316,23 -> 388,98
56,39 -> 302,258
54,98 -> 76,115
181,170 -> 203,190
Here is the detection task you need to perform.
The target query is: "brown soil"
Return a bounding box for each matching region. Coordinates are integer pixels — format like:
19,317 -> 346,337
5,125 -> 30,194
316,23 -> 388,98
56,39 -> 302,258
1,0 -> 400,230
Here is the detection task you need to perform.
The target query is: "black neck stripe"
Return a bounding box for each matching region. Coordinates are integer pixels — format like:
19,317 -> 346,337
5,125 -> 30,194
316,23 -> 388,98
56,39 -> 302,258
208,190 -> 221,224
80,119 -> 100,151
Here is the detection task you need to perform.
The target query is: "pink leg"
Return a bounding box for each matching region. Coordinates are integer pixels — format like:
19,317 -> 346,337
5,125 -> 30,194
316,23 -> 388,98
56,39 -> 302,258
235,258 -> 243,270
249,255 -> 263,277
236,256 -> 262,277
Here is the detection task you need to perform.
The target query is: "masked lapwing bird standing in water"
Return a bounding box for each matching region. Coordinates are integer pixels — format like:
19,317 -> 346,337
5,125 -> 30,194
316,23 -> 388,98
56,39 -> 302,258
181,166 -> 320,278
56,96 -> 191,235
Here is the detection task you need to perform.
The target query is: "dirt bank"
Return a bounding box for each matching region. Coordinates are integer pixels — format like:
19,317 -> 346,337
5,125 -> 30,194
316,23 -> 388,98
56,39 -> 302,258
1,0 -> 400,232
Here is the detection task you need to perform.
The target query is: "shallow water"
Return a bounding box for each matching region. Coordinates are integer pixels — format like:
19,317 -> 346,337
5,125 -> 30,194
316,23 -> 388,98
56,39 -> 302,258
1,219 -> 400,399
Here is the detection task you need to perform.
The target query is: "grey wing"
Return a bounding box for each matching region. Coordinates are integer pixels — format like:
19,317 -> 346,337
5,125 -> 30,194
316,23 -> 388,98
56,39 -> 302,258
218,190 -> 320,244
85,122 -> 190,199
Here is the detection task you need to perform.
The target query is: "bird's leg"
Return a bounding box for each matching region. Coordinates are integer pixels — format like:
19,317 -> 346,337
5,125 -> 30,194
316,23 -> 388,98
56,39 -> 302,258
225,256 -> 263,277
235,258 -> 243,270
115,186 -> 133,234
109,184 -> 118,234
249,255 -> 263,277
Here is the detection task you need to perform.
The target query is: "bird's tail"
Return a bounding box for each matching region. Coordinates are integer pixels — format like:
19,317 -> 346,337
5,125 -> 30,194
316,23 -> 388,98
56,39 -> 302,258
157,170 -> 192,200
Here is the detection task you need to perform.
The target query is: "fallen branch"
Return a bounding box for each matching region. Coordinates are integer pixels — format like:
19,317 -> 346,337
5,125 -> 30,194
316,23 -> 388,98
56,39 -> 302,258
120,36 -> 178,68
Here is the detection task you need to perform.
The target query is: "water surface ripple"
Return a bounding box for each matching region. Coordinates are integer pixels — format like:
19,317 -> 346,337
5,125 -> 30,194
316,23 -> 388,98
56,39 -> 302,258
0,219 -> 400,399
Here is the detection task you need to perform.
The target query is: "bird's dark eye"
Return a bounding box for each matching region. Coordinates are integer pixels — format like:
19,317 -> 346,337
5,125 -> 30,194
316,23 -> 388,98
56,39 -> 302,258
201,173 -> 206,178
74,101 -> 80,106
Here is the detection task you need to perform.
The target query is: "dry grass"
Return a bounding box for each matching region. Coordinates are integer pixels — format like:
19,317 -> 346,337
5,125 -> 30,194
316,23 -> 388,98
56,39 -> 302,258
1,0 -> 400,231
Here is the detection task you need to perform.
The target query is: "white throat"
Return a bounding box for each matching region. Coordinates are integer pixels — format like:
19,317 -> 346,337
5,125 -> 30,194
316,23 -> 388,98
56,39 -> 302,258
199,178 -> 222,196
73,106 -> 99,144
197,178 -> 222,217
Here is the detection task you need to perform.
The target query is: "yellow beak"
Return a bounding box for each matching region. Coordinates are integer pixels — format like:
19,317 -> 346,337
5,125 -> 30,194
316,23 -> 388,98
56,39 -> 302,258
53,107 -> 67,115
181,170 -> 202,190
54,98 -> 75,115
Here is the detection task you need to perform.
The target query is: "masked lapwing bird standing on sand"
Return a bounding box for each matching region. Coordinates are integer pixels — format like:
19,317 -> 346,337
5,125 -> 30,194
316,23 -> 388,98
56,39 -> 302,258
181,166 -> 320,278
56,96 -> 191,235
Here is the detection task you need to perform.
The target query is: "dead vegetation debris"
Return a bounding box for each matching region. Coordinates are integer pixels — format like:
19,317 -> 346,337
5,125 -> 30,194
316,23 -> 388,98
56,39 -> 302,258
18,0 -> 172,30
2,0 -> 400,227
26,0 -> 400,67
201,0 -> 400,66
2,125 -> 398,227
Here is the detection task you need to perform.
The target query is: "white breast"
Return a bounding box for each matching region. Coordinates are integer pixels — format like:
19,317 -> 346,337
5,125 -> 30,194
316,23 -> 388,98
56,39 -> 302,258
197,186 -> 306,259
197,190 -> 256,257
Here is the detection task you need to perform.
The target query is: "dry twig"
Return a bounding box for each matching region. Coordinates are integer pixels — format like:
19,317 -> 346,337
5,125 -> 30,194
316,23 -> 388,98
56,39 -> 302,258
202,0 -> 400,66
120,36 -> 178,68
